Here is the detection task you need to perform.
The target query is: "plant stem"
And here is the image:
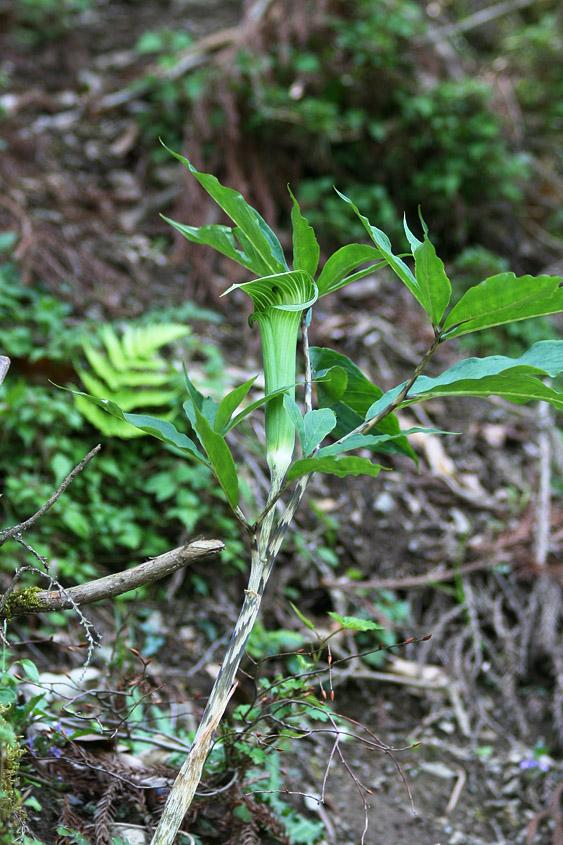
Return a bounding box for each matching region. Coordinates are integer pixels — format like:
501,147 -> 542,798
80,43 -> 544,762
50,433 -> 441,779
150,316 -> 315,845
331,334 -> 441,448
150,522 -> 276,845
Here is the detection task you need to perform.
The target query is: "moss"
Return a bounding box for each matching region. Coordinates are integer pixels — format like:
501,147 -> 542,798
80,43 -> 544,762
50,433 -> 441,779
1,586 -> 42,620
0,734 -> 22,822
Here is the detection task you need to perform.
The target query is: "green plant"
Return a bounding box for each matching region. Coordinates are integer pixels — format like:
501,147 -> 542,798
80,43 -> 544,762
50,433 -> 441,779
0,260 -> 85,362
0,640 -> 45,832
72,149 -> 563,845
0,267 -> 243,585
74,323 -> 190,438
142,0 -> 529,253
450,247 -> 561,356
10,0 -> 92,45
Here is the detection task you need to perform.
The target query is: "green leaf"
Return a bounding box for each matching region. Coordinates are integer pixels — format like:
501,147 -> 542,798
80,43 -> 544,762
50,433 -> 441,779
123,413 -> 207,461
366,341 -> 563,417
56,828 -> 90,845
163,144 -> 288,276
289,601 -> 317,631
316,244 -> 383,297
18,659 -> 40,682
226,383 -> 296,431
286,455 -> 384,482
403,215 -> 451,325
442,273 -> 563,338
0,231 -> 17,253
335,189 -> 424,308
77,369 -> 177,411
122,323 -> 190,358
302,408 -> 336,455
74,395 -> 146,439
193,408 -> 239,509
64,387 -> 209,463
0,686 -> 16,707
283,397 -> 336,456
288,187 -> 320,277
161,217 -> 258,273
328,612 -> 384,631
182,367 -> 218,428
214,375 -> 258,433
415,372 -> 563,409
318,427 -> 453,457
313,365 -> 348,401
310,347 -> 416,460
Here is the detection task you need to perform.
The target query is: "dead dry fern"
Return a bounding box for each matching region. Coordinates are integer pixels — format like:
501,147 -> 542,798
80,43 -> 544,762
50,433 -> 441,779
94,780 -> 121,845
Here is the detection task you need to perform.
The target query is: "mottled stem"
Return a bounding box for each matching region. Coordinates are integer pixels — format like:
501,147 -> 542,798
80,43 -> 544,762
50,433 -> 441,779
150,520 -> 276,845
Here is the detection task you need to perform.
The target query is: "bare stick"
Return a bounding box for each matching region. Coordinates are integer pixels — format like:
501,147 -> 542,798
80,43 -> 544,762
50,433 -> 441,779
535,400 -> 552,568
0,356 -> 9,386
324,559 -> 499,592
432,0 -> 536,41
0,445 -> 102,547
1,540 -> 224,619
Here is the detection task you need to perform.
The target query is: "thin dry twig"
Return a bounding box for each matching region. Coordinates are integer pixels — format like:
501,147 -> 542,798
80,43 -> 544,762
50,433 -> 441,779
432,0 -> 537,40
0,444 -> 102,547
323,558 -> 498,591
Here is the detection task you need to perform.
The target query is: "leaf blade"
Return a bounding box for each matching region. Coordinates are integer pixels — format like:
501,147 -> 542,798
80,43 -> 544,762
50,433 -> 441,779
316,243 -> 383,297
335,189 -> 423,308
442,273 -> 563,338
163,144 -> 288,275
310,347 -> 416,460
193,408 -> 240,509
404,216 -> 451,324
366,341 -> 563,417
214,375 -> 258,433
286,455 -> 384,482
328,612 -> 383,631
289,187 -> 320,277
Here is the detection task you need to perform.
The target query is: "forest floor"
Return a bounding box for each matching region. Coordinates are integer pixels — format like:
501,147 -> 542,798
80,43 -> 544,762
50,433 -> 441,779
1,2 -> 562,844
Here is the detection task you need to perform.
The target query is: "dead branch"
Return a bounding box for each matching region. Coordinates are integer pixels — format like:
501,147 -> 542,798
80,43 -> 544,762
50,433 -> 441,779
432,0 -> 537,41
0,444 -> 102,546
1,540 -> 224,618
97,0 -> 276,112
323,559 -> 497,592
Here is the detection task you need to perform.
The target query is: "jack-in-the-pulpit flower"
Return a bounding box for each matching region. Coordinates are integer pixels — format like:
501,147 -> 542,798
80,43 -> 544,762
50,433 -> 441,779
223,270 -> 317,492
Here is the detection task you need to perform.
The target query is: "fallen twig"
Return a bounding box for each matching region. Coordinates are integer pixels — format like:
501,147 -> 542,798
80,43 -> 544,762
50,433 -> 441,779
323,559 -> 498,592
431,0 -> 537,41
1,540 -> 224,618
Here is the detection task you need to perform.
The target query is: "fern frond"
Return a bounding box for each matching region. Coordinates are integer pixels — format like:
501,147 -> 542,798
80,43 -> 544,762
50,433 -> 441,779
74,322 -> 189,439
123,323 -> 190,359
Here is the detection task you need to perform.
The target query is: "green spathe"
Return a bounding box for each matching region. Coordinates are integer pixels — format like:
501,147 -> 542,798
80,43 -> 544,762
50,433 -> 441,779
223,270 -> 318,489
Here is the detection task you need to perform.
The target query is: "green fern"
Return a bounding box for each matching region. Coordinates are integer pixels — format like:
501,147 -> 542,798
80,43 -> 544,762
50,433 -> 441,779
74,323 -> 189,438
